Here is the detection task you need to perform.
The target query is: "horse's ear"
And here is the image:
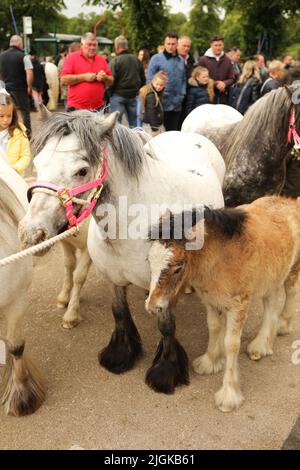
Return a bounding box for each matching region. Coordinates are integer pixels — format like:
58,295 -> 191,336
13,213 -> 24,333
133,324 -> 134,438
38,104 -> 52,121
99,111 -> 119,135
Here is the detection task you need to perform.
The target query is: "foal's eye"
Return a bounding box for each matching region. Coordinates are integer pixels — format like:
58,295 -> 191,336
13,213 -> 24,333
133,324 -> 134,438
75,168 -> 88,177
173,266 -> 183,275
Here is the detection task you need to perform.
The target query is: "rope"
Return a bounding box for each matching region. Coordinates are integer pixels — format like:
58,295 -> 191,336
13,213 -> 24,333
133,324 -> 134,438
0,226 -> 78,267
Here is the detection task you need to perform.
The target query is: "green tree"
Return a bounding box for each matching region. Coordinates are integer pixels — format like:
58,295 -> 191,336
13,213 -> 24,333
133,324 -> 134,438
223,0 -> 300,58
188,0 -> 221,56
167,12 -> 188,37
220,9 -> 245,52
0,0 -> 65,50
85,0 -> 169,53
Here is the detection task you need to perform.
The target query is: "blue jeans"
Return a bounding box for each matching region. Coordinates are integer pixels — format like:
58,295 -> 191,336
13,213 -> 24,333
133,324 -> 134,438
109,94 -> 137,127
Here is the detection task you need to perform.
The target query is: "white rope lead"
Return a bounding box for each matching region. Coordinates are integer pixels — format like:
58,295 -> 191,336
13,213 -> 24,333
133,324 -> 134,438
0,226 -> 78,267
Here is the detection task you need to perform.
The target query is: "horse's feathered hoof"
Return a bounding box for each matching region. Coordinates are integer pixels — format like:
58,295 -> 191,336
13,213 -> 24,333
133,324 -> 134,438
1,353 -> 45,417
98,329 -> 142,374
145,338 -> 189,394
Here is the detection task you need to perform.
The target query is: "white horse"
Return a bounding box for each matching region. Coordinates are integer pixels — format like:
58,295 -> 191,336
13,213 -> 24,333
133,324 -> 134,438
181,103 -> 243,135
19,110 -> 224,394
0,158 -> 45,416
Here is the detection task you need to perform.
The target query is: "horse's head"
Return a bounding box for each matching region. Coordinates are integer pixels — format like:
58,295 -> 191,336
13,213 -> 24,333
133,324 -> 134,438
19,111 -> 118,248
145,240 -> 187,316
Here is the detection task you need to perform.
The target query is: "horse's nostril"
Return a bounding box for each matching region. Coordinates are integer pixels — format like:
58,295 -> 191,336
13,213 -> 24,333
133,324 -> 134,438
32,228 -> 49,245
156,306 -> 163,314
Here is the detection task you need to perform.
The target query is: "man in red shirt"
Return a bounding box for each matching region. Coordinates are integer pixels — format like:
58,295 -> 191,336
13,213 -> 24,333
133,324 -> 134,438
61,32 -> 113,111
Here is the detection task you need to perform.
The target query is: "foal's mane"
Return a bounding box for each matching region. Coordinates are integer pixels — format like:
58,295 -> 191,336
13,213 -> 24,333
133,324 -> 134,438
32,111 -> 152,179
0,177 -> 25,226
221,85 -> 298,170
150,207 -> 247,247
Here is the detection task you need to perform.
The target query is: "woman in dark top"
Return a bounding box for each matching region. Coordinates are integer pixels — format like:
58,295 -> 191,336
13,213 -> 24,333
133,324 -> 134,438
229,60 -> 261,114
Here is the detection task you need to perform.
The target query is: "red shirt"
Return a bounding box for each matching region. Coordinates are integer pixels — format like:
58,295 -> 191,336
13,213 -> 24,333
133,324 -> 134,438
60,50 -> 112,110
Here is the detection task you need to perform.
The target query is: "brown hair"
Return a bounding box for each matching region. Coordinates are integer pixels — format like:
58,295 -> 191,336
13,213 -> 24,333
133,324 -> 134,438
191,66 -> 214,102
0,94 -> 22,136
139,71 -> 168,112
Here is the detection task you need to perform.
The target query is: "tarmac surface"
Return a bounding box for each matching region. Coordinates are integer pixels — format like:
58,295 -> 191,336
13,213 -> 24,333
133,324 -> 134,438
0,111 -> 300,450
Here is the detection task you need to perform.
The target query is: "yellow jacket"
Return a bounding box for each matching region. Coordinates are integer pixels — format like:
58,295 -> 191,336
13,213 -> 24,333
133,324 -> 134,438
7,124 -> 31,176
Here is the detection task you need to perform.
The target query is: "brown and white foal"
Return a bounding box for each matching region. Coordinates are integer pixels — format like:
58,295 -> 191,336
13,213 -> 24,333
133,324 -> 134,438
146,196 -> 300,412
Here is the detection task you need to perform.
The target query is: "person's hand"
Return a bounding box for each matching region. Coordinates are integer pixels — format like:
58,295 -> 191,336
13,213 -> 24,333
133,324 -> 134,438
84,73 -> 97,82
216,81 -> 226,92
96,71 -> 107,82
27,86 -> 32,95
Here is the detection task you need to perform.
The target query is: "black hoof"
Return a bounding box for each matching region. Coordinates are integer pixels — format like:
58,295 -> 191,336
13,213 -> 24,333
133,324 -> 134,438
145,338 -> 189,394
99,330 -> 142,374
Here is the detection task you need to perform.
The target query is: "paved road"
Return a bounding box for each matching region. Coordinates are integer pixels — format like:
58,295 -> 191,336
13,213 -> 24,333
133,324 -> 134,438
0,111 -> 300,450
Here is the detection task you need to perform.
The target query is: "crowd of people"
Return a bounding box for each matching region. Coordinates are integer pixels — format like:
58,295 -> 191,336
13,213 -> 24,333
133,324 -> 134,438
0,30 -> 299,176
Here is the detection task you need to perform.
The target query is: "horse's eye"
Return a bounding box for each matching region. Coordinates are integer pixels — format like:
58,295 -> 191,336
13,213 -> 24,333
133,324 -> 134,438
76,168 -> 88,177
174,266 -> 183,275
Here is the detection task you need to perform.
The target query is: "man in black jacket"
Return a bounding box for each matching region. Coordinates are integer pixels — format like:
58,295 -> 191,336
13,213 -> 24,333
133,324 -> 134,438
109,36 -> 145,127
260,60 -> 285,96
0,35 -> 33,138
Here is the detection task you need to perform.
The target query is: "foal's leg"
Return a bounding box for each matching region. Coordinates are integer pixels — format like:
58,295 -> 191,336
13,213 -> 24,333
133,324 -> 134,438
99,285 -> 142,373
277,267 -> 300,336
247,288 -> 286,360
193,304 -> 225,375
215,298 -> 248,412
0,296 -> 45,416
62,248 -> 92,329
57,241 -> 76,309
146,309 -> 189,394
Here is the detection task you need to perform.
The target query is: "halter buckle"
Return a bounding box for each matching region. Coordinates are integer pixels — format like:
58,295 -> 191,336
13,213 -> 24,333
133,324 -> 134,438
57,189 -> 72,206
92,184 -> 103,200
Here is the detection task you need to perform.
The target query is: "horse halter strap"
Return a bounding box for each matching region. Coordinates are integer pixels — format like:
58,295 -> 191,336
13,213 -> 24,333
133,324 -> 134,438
288,107 -> 300,147
27,148 -> 108,228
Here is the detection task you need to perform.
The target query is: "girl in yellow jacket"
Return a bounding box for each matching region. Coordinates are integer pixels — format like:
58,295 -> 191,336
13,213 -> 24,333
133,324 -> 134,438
0,88 -> 31,176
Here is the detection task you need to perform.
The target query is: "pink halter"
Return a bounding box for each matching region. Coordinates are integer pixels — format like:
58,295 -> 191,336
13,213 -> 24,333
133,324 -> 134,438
28,148 -> 109,228
288,107 -> 300,147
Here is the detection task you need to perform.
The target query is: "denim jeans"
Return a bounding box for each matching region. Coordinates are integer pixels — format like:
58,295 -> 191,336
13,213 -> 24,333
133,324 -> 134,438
109,94 -> 137,127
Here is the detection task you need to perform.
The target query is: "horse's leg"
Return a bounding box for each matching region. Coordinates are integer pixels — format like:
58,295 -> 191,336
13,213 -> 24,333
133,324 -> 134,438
277,265 -> 300,336
193,304 -> 225,375
0,295 -> 45,416
215,299 -> 248,412
145,309 -> 189,394
57,241 -> 76,309
247,288 -> 286,360
99,285 -> 142,373
62,248 -> 92,329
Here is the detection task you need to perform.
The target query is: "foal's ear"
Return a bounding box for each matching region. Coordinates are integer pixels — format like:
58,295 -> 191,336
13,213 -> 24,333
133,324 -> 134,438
99,111 -> 119,135
37,104 -> 52,121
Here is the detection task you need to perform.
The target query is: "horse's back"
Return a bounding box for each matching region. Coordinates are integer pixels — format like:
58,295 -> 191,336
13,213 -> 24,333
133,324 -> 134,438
181,104 -> 243,134
144,131 -> 225,185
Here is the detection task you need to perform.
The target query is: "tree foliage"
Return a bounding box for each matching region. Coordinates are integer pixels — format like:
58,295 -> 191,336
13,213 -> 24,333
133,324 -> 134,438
0,0 -> 65,50
188,0 -> 221,55
85,0 -> 169,54
223,0 -> 300,57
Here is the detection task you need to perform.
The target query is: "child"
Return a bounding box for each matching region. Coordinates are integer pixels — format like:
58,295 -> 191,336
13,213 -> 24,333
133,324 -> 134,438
140,71 -> 167,137
0,87 -> 31,176
185,66 -> 214,116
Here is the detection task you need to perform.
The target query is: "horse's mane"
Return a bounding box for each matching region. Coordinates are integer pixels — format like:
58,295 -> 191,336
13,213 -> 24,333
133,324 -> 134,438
220,85 -> 298,171
32,111 -> 152,180
0,177 -> 25,226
